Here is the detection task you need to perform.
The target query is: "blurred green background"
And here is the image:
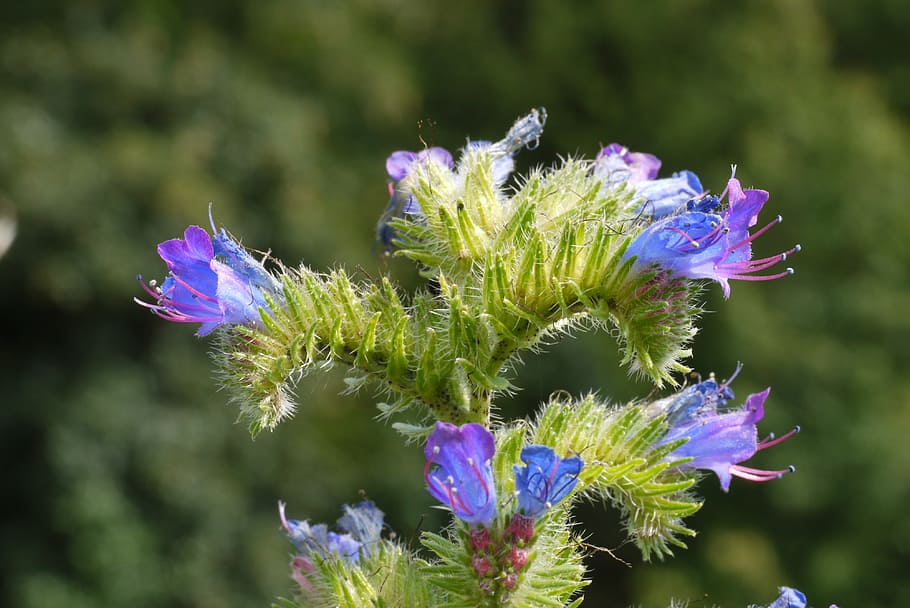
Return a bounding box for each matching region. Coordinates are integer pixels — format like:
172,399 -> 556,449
2,1 -> 908,606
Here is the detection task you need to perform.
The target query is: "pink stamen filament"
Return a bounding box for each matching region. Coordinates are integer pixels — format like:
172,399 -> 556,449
172,274 -> 219,303
730,464 -> 796,482
668,219 -> 726,253
722,268 -> 795,282
758,426 -> 800,450
424,456 -> 491,518
725,215 -> 782,255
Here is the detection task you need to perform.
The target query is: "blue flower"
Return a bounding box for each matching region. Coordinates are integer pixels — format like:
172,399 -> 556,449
513,445 -> 583,519
594,143 -> 703,218
767,586 -> 807,608
136,215 -> 279,335
279,500 -> 384,564
424,422 -> 497,526
623,172 -> 800,297
654,373 -> 799,492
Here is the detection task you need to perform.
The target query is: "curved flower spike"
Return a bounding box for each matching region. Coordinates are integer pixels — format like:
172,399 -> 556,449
424,422 -> 497,526
513,445 -> 583,519
623,172 -> 800,297
136,215 -> 279,335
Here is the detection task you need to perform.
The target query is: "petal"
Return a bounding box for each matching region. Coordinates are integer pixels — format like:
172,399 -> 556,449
183,225 -> 215,260
420,146 -> 454,169
212,259 -> 265,326
386,151 -> 418,181
768,587 -> 807,608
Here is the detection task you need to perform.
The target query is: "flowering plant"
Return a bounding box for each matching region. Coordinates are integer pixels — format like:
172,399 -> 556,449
137,110 -> 836,607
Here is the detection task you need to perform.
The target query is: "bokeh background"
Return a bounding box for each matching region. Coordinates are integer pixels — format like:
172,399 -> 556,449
2,1 -> 909,606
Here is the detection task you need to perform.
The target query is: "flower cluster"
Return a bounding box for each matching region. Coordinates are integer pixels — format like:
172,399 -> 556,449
135,209 -> 280,335
424,422 -> 583,527
136,110 -> 831,607
375,108 -> 546,251
650,368 -> 799,491
424,422 -> 583,594
278,500 -> 385,591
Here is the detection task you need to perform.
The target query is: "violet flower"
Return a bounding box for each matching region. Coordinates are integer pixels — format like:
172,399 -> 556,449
623,170 -> 800,297
654,371 -> 799,492
513,445 -> 583,519
594,143 -> 704,218
377,147 -> 454,250
767,587 -> 807,608
136,214 -> 280,335
424,422 -> 497,526
763,586 -> 838,608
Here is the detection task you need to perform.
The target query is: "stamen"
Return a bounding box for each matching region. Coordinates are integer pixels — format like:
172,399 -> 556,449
208,201 -> 217,234
758,425 -> 800,450
725,215 -> 782,254
278,500 -> 291,531
172,275 -> 218,303
726,268 -> 794,282
730,463 -> 795,482
667,226 -> 702,249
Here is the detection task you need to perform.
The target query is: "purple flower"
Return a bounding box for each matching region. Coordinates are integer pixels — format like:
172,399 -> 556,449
595,143 -> 662,186
767,586 -> 807,608
623,171 -> 800,297
279,501 -> 380,564
654,371 -> 799,491
136,216 -> 279,335
424,422 -> 497,526
386,147 -> 454,182
513,445 -> 583,519
594,143 -> 704,218
377,147 -> 454,251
